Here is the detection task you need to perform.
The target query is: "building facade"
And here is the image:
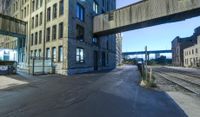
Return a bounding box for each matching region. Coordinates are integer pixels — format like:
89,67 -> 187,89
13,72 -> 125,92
1,0 -> 121,75
172,36 -> 196,66
184,36 -> 200,67
172,27 -> 200,66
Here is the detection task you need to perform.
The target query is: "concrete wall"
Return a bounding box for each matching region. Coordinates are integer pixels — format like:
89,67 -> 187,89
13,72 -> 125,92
116,33 -> 122,66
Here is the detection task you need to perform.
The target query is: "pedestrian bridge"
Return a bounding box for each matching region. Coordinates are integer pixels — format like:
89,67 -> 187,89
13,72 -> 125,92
93,0 -> 200,35
123,50 -> 172,56
0,13 -> 26,37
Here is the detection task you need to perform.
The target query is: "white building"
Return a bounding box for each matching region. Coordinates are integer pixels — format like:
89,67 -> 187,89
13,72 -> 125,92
184,36 -> 200,67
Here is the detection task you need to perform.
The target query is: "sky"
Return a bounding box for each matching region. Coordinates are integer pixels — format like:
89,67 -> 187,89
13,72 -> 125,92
116,0 -> 200,52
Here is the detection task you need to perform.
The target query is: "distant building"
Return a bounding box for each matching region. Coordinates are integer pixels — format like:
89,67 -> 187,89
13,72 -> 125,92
184,36 -> 200,67
155,53 -> 160,59
172,27 -> 200,66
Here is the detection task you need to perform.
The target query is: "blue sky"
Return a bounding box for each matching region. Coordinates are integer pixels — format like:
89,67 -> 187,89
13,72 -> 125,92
117,0 -> 200,52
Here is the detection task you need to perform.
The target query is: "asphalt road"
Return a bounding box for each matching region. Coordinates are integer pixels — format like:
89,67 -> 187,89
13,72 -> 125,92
0,65 -> 187,117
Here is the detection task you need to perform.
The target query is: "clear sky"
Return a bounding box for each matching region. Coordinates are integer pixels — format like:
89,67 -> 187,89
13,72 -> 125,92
117,0 -> 200,52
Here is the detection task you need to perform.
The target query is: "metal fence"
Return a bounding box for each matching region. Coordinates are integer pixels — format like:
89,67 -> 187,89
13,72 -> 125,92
29,57 -> 55,75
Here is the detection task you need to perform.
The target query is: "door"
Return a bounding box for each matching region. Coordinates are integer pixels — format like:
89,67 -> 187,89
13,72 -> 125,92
102,52 -> 106,67
94,51 -> 98,70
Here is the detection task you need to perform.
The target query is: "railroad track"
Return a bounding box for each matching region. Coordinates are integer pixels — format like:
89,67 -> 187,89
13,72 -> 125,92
160,67 -> 200,79
154,70 -> 200,95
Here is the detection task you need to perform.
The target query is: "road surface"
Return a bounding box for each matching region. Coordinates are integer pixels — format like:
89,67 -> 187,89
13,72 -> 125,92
0,65 -> 186,117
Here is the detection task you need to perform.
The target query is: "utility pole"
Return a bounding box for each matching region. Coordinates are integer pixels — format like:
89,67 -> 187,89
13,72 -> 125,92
145,46 -> 148,80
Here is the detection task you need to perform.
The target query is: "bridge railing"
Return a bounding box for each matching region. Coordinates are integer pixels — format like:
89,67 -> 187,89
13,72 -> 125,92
0,13 -> 26,37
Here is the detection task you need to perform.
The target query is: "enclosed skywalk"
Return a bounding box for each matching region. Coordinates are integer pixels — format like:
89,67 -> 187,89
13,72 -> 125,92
93,0 -> 200,36
0,13 -> 26,37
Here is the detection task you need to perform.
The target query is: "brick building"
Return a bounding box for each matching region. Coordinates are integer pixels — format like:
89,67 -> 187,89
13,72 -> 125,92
172,27 -> 200,66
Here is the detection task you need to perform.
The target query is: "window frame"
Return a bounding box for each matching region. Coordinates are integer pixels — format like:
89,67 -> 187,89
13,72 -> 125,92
76,47 -> 85,63
76,3 -> 85,22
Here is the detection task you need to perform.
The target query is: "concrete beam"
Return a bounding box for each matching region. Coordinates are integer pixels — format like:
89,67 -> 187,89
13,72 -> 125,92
93,0 -> 200,36
0,13 -> 26,37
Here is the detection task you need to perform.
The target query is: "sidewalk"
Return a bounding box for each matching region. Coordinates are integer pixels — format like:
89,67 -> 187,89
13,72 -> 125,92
0,75 -> 28,90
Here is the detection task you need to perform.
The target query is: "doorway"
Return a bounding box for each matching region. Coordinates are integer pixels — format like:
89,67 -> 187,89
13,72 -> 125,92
93,51 -> 98,70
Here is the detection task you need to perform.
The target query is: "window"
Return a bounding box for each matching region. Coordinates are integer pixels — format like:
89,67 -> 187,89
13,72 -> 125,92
21,10 -> 24,18
16,1 -> 18,10
108,12 -> 114,21
47,7 -> 51,21
40,12 -> 43,25
27,5 -> 29,16
46,48 -> 50,59
39,49 -> 41,58
32,17 -> 34,28
36,0 -> 39,9
24,7 -> 26,17
59,22 -> 63,38
34,50 -> 37,57
40,0 -> 43,7
32,0 -> 35,11
53,3 -> 57,19
59,0 -> 64,16
76,3 -> 84,21
52,47 -> 56,62
31,34 -> 34,46
92,36 -> 99,46
52,25 -> 57,40
102,52 -> 106,67
58,46 -> 63,62
93,1 -> 98,14
196,48 -> 198,54
76,24 -> 84,41
39,30 -> 42,44
76,48 -> 84,63
103,0 -> 105,7
92,37 -> 98,44
35,15 -> 38,27
46,27 -> 51,42
35,32 -> 38,45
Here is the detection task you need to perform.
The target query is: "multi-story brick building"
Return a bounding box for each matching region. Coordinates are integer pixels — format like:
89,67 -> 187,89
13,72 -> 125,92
1,0 -> 122,75
172,27 -> 200,66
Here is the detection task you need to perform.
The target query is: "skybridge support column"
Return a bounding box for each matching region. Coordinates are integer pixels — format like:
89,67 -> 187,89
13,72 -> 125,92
17,37 -> 26,64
